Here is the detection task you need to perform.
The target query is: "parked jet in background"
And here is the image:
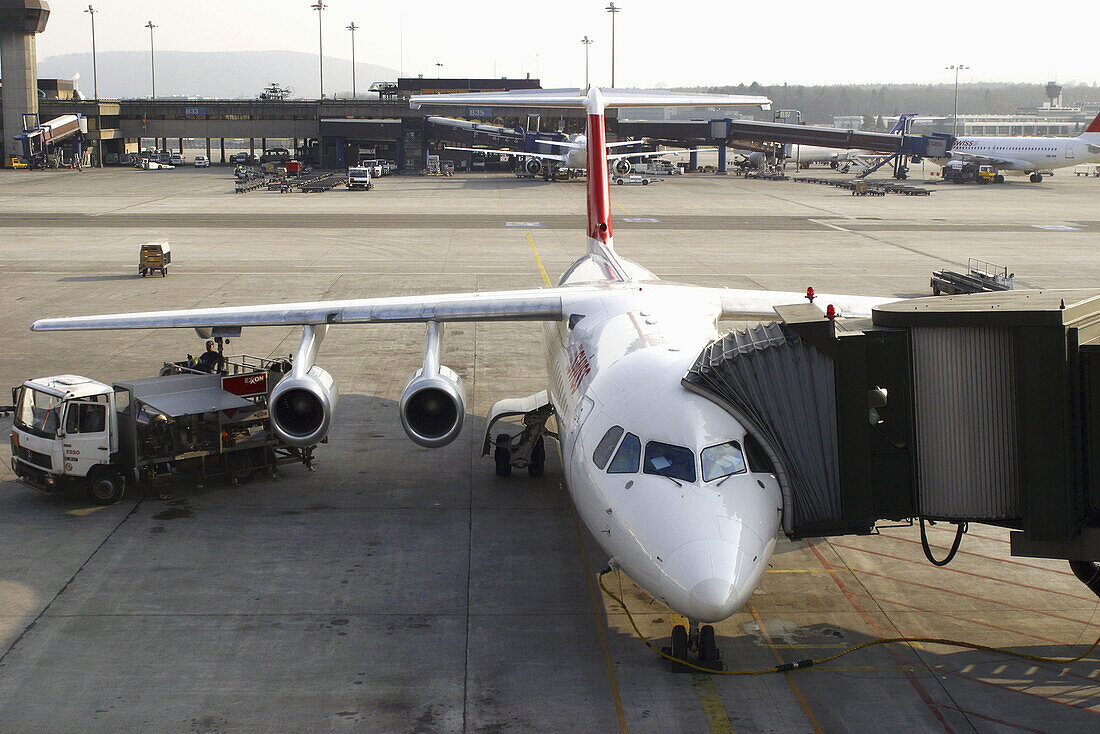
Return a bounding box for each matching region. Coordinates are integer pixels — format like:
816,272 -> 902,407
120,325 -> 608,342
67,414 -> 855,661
786,114 -> 918,171
434,112 -> 707,180
31,87 -> 896,662
932,111 -> 1100,182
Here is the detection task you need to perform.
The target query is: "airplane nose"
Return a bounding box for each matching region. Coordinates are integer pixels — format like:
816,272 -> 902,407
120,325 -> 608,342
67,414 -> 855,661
662,524 -> 770,622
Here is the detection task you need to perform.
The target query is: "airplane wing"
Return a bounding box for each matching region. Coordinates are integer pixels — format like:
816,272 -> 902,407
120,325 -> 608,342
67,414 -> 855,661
949,151 -> 1029,168
606,148 -> 714,162
715,288 -> 897,321
31,289 -> 572,331
444,146 -> 563,162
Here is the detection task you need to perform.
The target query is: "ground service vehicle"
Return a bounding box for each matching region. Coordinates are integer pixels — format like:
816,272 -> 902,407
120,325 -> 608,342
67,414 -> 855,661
9,358 -> 318,504
942,160 -> 1004,184
260,148 -> 291,164
346,167 -> 374,190
139,242 -> 171,277
194,155 -> 210,167
170,153 -> 185,166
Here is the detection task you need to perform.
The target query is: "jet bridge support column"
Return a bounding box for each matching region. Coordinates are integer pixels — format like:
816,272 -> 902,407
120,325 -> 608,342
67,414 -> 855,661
689,149 -> 698,171
0,2 -> 50,163
717,143 -> 727,174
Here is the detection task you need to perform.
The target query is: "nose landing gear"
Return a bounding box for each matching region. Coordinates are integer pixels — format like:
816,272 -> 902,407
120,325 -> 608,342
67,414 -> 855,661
663,620 -> 724,672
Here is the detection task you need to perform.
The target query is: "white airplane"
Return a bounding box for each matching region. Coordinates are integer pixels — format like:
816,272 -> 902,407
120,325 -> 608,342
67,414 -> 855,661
29,87 -> 896,659
787,115 -> 918,172
430,108 -> 705,180
934,111 -> 1100,182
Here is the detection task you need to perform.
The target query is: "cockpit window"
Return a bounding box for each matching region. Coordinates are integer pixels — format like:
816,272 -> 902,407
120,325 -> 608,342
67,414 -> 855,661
701,441 -> 747,482
592,426 -> 624,469
644,441 -> 696,483
608,432 -> 640,473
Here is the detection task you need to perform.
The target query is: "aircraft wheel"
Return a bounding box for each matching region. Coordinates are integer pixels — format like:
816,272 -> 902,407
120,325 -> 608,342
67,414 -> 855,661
225,450 -> 254,485
528,436 -> 546,477
699,625 -> 718,662
87,470 -> 126,505
1030,173 -> 1041,183
494,434 -> 512,478
671,625 -> 688,660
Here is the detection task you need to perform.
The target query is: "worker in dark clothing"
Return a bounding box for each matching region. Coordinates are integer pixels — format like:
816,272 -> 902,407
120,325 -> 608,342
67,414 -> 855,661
196,341 -> 223,373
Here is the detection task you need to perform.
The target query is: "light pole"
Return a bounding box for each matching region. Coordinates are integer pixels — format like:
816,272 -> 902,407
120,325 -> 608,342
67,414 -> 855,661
435,62 -> 443,77
347,22 -> 358,98
946,64 -> 969,137
581,36 -> 593,89
312,2 -> 327,98
605,2 -> 620,87
84,5 -> 98,99
145,21 -> 156,99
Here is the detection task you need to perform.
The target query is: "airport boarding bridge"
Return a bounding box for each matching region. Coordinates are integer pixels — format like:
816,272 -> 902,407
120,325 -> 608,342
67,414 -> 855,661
617,118 -> 953,176
685,290 -> 1100,594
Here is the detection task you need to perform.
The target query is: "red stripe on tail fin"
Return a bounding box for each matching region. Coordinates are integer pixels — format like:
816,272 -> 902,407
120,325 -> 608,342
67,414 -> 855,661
586,112 -> 612,245
1087,111 -> 1100,134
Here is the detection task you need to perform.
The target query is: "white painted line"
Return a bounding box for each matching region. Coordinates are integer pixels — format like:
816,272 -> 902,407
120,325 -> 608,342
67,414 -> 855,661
808,218 -> 851,233
1031,224 -> 1082,231
505,221 -> 542,228
622,217 -> 659,223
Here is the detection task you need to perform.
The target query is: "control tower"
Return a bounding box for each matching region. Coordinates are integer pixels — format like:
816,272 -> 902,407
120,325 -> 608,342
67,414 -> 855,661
0,0 -> 50,160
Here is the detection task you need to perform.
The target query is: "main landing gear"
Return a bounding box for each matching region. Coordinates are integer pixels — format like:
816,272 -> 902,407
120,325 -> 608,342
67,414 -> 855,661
483,392 -> 555,478
663,619 -> 724,672
1030,172 -> 1044,183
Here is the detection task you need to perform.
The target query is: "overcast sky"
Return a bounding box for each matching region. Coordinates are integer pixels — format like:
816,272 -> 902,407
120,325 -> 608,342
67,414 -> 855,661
38,1 -> 1098,90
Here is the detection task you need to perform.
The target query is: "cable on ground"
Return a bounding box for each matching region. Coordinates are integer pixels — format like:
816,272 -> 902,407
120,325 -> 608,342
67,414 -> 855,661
596,568 -> 1100,676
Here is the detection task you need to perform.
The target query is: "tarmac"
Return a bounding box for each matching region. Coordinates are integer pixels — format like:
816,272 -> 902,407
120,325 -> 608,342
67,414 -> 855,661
0,163 -> 1098,733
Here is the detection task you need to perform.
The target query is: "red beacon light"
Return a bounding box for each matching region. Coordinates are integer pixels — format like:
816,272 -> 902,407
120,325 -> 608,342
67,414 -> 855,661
805,286 -> 816,302
825,304 -> 837,320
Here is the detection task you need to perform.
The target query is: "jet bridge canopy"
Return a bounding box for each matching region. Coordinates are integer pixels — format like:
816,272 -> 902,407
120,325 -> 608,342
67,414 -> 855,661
684,290 -> 1100,563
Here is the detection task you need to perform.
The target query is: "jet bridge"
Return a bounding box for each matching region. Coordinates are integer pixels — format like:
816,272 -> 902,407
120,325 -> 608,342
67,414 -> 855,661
684,290 -> 1100,570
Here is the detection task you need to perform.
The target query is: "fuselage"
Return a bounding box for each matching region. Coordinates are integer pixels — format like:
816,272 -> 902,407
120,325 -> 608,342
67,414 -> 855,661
938,134 -> 1100,173
541,256 -> 783,621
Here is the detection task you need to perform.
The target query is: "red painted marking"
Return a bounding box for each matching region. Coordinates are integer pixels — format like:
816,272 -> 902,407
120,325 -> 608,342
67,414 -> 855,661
871,532 -> 1075,577
937,706 -> 1052,733
586,112 -> 612,244
829,541 -> 1096,602
845,566 -> 1094,628
1087,111 -> 1100,134
849,590 -> 1066,644
808,541 -> 957,733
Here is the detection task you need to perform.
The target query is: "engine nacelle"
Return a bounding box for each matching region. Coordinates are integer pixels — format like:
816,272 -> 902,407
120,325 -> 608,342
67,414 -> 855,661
399,365 -> 465,448
270,365 -> 338,447
525,157 -> 543,176
612,158 -> 632,176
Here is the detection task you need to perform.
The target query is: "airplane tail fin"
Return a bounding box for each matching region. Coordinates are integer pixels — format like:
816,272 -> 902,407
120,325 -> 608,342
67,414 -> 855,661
1077,111 -> 1100,141
889,113 -> 917,135
411,88 -> 771,280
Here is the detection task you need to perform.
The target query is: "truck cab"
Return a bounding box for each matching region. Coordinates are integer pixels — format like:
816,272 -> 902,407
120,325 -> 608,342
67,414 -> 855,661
10,375 -> 121,501
346,166 -> 374,190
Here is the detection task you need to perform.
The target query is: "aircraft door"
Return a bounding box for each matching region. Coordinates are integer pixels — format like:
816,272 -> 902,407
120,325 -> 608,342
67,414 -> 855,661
1066,141 -> 1075,159
61,400 -> 111,478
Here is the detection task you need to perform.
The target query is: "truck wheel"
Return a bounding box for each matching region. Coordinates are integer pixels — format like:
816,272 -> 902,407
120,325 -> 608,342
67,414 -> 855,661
225,450 -> 254,484
87,470 -> 126,505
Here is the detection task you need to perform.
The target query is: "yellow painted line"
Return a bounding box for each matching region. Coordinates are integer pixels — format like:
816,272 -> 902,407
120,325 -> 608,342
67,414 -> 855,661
692,674 -> 736,734
67,506 -> 109,517
526,231 -> 552,287
568,486 -> 629,734
613,201 -> 632,214
748,602 -> 824,734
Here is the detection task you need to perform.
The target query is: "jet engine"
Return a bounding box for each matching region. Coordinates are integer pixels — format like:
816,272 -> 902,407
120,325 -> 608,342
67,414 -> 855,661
399,322 -> 465,448
612,158 -> 632,176
270,365 -> 338,447
524,157 -> 543,176
269,324 -> 338,447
